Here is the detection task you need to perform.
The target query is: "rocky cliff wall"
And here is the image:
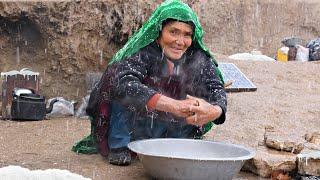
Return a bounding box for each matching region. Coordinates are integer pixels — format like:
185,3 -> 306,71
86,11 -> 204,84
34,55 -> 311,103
0,0 -> 319,101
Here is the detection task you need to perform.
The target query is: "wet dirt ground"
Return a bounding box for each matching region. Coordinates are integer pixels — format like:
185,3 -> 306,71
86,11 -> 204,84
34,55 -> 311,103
1,59 -> 320,179
0,117 -> 265,180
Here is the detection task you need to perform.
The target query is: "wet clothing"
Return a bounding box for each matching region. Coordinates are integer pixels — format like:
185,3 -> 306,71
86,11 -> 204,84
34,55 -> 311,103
108,101 -> 198,149
107,42 -> 227,148
113,41 -> 226,124
72,0 -> 227,156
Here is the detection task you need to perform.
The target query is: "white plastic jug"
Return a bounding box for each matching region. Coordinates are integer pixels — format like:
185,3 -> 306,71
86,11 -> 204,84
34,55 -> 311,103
295,45 -> 309,62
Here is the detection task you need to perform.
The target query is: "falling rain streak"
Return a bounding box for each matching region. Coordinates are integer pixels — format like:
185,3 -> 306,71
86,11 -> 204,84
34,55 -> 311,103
99,50 -> 103,65
16,47 -> 20,64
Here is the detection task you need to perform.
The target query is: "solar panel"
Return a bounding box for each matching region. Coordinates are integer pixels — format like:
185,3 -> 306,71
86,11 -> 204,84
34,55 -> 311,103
219,63 -> 257,92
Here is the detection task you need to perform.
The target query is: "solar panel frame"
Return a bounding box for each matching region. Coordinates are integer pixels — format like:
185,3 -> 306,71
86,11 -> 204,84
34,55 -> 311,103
219,63 -> 257,92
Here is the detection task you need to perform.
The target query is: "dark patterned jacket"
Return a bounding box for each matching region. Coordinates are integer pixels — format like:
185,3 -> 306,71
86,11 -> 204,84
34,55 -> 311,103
85,41 -> 227,156
112,42 -> 227,125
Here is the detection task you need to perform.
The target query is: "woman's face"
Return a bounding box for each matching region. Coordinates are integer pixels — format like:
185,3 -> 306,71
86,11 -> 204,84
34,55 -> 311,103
158,21 -> 193,61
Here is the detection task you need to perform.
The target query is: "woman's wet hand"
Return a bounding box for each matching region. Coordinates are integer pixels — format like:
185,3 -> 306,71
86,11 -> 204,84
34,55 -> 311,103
154,94 -> 221,121
185,95 -> 222,126
154,95 -> 198,118
175,98 -> 200,117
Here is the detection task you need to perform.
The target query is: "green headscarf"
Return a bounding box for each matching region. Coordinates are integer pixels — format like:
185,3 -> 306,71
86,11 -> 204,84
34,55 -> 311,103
110,0 -> 221,71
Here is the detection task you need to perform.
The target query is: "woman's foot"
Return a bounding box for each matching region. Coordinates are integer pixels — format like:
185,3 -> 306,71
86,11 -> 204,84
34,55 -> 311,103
108,147 -> 132,166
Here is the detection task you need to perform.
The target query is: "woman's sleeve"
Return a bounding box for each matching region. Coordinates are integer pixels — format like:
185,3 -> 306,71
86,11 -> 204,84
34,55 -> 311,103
200,54 -> 227,125
112,52 -> 158,111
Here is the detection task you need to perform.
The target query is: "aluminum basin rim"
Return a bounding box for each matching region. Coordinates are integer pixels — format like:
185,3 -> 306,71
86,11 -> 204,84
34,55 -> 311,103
128,138 -> 255,161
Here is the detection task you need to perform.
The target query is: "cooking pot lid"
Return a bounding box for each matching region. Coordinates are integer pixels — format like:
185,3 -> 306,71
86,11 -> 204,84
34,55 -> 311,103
13,88 -> 33,96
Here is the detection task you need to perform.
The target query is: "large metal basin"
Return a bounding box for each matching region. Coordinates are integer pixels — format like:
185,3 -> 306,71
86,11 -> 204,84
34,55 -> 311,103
128,138 -> 255,180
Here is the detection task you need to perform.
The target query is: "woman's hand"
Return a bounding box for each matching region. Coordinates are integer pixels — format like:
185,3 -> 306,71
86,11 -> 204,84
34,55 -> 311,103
154,95 -> 199,118
154,94 -> 222,124
171,98 -> 200,117
185,95 -> 222,126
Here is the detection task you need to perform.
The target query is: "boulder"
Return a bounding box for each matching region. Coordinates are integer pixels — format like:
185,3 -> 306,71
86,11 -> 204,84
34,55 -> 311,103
242,147 -> 297,178
297,149 -> 320,176
305,132 -> 320,145
264,128 -> 305,154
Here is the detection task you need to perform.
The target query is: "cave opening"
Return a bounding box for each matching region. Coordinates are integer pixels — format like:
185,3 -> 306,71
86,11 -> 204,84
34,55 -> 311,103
0,14 -> 46,64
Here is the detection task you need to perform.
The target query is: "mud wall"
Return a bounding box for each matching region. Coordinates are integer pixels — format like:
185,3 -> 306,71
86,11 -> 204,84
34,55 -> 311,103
0,0 -> 319,102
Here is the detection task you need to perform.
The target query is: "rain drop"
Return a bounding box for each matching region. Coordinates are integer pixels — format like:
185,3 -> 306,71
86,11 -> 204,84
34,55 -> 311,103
16,47 -> 20,64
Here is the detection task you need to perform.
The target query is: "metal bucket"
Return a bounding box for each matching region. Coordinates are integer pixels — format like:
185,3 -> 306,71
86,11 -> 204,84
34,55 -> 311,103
128,138 -> 255,180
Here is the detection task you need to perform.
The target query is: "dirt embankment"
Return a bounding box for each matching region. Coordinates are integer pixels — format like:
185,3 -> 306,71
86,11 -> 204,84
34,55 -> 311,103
0,0 -> 319,103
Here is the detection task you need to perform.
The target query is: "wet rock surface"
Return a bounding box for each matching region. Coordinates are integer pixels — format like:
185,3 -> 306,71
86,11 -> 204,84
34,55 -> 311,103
240,127 -> 320,178
304,143 -> 320,151
264,127 -> 305,154
242,146 -> 297,178
298,132 -> 320,177
297,153 -> 320,177
305,132 -> 320,145
297,148 -> 320,177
